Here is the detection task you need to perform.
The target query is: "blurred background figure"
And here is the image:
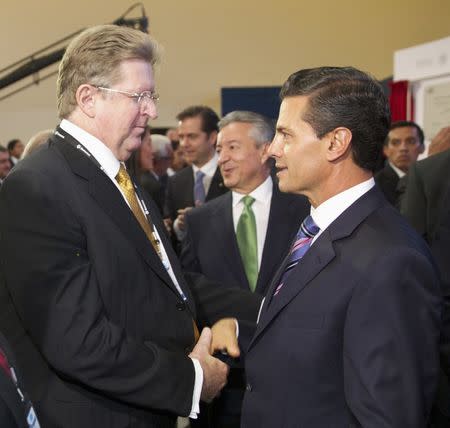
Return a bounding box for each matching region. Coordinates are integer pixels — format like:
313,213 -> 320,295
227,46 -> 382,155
401,144 -> 450,428
165,106 -> 227,251
0,146 -> 12,186
168,139 -> 188,175
22,129 -> 53,159
375,120 -> 424,207
126,126 -> 165,215
152,134 -> 173,186
7,139 -> 24,166
166,127 -> 179,144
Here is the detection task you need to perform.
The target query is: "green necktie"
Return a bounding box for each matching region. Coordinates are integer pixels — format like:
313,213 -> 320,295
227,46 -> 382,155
236,195 -> 258,292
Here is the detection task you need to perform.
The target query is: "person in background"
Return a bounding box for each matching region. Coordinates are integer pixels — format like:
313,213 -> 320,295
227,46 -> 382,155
167,139 -> 187,175
401,145 -> 450,428
7,140 -> 24,166
181,110 -> 309,428
21,130 -> 53,158
375,120 -> 424,207
164,106 -> 227,249
126,126 -> 165,214
0,146 -> 11,186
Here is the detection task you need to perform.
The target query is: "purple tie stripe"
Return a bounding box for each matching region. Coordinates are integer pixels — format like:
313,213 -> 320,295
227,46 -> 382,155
273,215 -> 319,297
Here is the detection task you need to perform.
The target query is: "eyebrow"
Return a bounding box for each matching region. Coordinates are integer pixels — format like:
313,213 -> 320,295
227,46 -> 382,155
276,125 -> 290,134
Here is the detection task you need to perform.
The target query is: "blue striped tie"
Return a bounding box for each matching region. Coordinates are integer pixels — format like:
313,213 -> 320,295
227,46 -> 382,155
273,215 -> 320,296
194,170 -> 206,207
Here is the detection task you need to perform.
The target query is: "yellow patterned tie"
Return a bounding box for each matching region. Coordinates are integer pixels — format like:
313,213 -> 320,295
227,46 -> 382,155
115,164 -> 162,259
116,164 -> 199,343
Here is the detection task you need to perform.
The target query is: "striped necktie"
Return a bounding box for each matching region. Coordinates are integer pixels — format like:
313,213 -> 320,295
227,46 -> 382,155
194,170 -> 206,207
273,215 -> 320,296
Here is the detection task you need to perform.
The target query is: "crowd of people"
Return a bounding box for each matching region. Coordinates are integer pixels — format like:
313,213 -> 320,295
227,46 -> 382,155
0,24 -> 450,428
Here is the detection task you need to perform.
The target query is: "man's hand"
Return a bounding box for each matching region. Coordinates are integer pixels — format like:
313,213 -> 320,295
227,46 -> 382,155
428,126 -> 450,156
211,318 -> 240,358
189,327 -> 229,402
163,218 -> 173,235
176,207 -> 193,231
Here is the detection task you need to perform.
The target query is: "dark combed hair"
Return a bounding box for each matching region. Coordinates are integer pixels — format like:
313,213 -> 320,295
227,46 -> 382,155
386,120 -> 424,145
280,66 -> 391,171
176,105 -> 219,134
7,139 -> 21,152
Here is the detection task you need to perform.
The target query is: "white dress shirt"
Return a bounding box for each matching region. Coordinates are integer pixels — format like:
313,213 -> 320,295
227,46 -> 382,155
59,119 -> 202,418
388,161 -> 406,178
257,178 -> 375,325
310,178 -> 375,245
232,175 -> 273,270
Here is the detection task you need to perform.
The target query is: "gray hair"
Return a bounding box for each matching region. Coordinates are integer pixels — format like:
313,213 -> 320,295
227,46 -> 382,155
22,129 -> 53,158
218,111 -> 274,147
151,134 -> 172,158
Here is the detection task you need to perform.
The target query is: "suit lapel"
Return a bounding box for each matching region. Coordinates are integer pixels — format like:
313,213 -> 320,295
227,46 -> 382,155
206,167 -> 226,201
52,130 -> 177,294
210,194 -> 250,289
249,186 -> 386,349
256,189 -> 300,294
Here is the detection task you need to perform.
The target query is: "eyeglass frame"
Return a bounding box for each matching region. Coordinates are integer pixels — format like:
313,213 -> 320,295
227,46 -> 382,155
93,85 -> 160,106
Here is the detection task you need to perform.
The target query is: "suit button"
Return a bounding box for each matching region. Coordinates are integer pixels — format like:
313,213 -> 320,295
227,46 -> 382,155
176,302 -> 186,311
246,383 -> 252,392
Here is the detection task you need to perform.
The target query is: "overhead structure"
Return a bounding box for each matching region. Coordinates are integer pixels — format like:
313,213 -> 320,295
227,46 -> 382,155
0,3 -> 148,101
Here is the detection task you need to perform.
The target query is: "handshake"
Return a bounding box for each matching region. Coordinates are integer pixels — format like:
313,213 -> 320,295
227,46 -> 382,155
189,318 -> 239,402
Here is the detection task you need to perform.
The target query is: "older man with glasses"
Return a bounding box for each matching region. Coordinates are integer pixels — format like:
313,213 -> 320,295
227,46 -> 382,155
0,24 -> 262,428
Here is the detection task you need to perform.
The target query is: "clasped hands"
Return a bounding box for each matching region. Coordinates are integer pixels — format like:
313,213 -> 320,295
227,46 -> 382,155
189,318 -> 239,402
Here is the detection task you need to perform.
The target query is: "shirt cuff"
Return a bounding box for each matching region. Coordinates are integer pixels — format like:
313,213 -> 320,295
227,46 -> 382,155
189,357 -> 203,418
173,217 -> 186,241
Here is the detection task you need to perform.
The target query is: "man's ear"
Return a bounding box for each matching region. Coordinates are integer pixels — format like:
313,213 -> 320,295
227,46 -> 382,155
75,84 -> 97,118
260,142 -> 271,164
419,144 -> 425,155
326,127 -> 352,162
208,130 -> 218,147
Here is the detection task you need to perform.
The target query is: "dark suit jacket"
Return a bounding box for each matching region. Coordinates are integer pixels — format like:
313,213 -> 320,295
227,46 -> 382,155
401,150 -> 450,424
164,165 -> 228,222
0,128 -> 226,428
181,185 -> 309,297
138,170 -> 164,215
374,162 -> 401,206
241,186 -> 441,428
180,183 -> 309,427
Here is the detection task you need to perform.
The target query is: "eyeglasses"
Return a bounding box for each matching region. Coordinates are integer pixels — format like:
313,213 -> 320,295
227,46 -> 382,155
94,86 -> 159,108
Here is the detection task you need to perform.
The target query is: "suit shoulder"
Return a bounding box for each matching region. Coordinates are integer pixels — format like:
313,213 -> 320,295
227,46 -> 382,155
168,166 -> 192,184
415,149 -> 450,175
186,192 -> 230,221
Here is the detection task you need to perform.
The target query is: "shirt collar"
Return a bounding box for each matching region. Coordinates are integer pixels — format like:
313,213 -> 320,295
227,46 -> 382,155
192,152 -> 219,178
60,119 -> 121,179
388,161 -> 406,178
232,175 -> 273,207
311,178 -> 375,232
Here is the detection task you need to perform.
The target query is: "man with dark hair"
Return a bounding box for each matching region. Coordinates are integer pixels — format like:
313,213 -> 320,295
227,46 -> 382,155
214,66 -> 441,427
164,106 -> 227,247
6,140 -> 24,166
181,110 -> 309,427
0,147 -> 11,185
375,120 -> 425,206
